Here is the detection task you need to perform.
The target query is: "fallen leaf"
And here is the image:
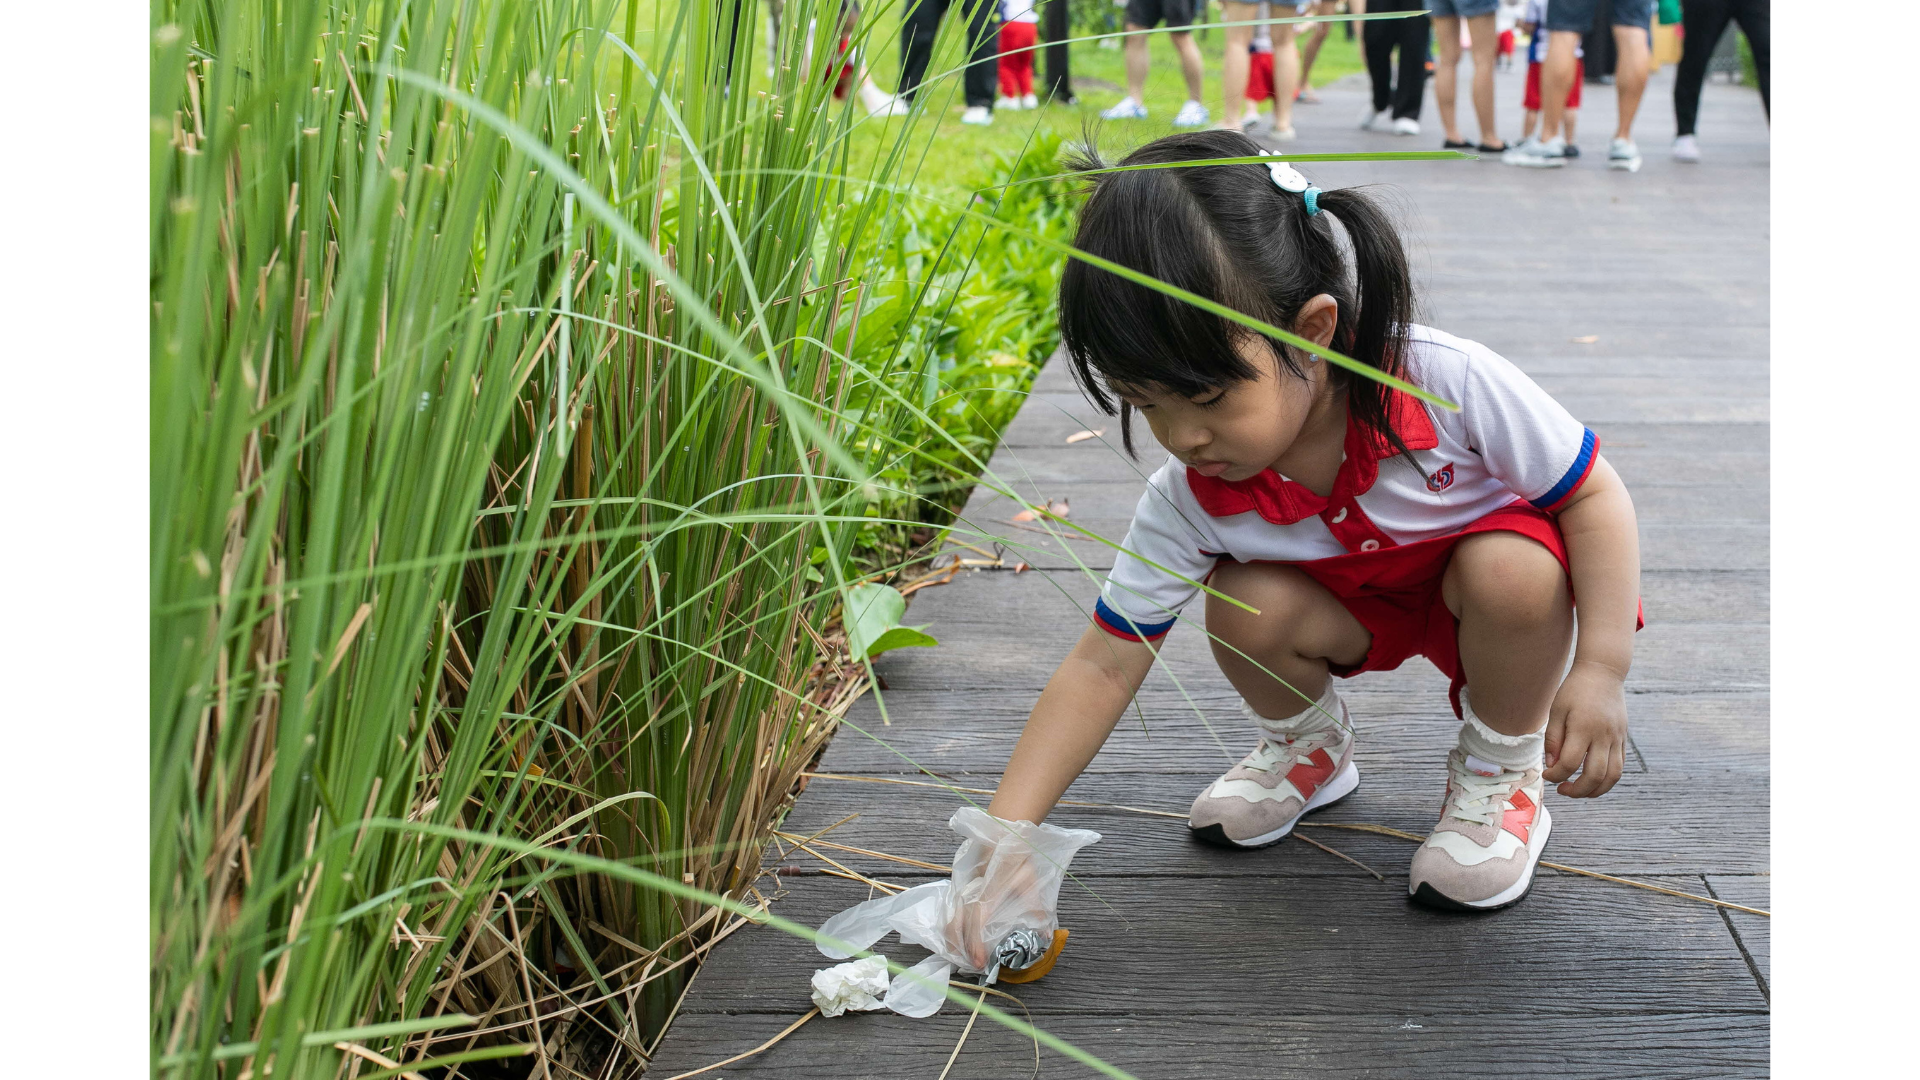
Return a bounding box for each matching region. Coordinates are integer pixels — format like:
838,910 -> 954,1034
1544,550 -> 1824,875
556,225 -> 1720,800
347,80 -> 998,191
1065,428 -> 1106,444
1012,562 -> 1031,573
1571,335 -> 1599,344
1048,498 -> 1070,518
1010,509 -> 1037,522
1011,498 -> 1069,524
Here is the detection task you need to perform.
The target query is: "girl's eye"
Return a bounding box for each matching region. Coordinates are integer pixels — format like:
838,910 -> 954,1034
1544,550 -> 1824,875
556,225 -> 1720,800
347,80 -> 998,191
1193,391 -> 1227,410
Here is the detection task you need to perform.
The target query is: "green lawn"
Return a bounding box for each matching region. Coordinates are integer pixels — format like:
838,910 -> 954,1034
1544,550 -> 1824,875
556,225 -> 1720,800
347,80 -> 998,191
844,13 -> 1369,197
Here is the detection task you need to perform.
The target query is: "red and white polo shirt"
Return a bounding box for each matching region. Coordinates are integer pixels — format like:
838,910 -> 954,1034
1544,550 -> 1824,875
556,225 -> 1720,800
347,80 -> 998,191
1093,325 -> 1599,642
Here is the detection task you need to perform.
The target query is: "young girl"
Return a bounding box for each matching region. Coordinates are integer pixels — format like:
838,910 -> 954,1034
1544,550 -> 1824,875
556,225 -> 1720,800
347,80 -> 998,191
995,0 -> 1041,111
962,130 -> 1640,935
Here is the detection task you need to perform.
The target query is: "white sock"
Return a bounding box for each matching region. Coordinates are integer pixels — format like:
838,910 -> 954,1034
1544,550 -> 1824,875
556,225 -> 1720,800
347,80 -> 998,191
1245,681 -> 1345,739
1457,688 -> 1545,771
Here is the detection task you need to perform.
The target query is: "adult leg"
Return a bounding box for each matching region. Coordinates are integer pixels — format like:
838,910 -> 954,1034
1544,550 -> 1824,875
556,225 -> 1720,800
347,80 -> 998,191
1297,1 -> 1338,94
1391,9 -> 1431,120
1221,2 -> 1260,126
1671,0 -> 1725,136
1123,21 -> 1151,102
1610,22 -> 1651,139
1538,31 -> 1580,140
959,0 -> 1001,108
1467,12 -> 1501,145
1173,29 -> 1207,102
1205,562 -> 1372,720
1735,0 -> 1770,116
1433,15 -> 1465,141
897,0 -> 951,100
1271,23 -> 1300,132
1363,13 -> 1397,114
1440,532 -> 1574,737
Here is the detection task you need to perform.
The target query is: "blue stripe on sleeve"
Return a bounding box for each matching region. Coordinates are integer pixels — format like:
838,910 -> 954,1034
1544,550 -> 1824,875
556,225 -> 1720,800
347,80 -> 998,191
1530,427 -> 1597,510
1093,596 -> 1176,641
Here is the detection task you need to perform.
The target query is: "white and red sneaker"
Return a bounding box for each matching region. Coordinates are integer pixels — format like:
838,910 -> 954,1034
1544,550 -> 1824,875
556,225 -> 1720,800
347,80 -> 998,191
1408,749 -> 1552,911
1188,697 -> 1359,849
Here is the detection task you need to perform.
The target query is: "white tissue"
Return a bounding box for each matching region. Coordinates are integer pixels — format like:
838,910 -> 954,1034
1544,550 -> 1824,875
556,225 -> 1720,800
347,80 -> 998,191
809,955 -> 892,1017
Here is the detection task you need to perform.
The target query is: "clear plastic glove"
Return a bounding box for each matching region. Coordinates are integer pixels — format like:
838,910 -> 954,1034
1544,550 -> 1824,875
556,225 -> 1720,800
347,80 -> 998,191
815,807 -> 1100,1016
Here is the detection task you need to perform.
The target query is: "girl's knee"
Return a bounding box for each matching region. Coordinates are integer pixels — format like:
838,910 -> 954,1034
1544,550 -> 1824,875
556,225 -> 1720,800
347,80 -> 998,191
1205,561 -> 1313,640
1446,533 -> 1570,625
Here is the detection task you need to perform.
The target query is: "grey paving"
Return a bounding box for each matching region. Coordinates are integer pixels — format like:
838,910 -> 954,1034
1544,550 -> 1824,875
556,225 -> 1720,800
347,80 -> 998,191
647,60 -> 1769,1079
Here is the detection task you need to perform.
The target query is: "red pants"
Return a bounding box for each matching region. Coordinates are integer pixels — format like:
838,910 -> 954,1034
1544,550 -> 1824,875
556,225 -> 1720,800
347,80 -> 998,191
1246,50 -> 1276,103
998,21 -> 1037,97
1524,58 -> 1583,111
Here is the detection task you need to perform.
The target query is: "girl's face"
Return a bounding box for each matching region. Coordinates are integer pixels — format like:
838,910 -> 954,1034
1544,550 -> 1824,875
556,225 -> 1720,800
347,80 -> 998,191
1113,335 -> 1331,483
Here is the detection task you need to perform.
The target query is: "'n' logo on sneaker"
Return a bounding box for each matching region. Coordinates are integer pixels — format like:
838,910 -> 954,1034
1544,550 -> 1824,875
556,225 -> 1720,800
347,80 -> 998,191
1285,749 -> 1339,800
1502,790 -> 1538,843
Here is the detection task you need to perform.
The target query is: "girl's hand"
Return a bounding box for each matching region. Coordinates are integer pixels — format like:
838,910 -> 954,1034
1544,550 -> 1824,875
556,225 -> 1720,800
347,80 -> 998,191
1542,661 -> 1628,798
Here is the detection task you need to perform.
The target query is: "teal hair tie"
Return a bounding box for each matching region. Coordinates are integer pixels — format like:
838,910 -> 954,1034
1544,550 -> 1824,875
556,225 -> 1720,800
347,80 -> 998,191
1303,187 -> 1322,216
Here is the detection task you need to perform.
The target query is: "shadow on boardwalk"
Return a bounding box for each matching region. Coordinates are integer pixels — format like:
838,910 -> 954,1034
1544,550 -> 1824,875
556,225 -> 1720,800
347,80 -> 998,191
647,64 -> 1769,1079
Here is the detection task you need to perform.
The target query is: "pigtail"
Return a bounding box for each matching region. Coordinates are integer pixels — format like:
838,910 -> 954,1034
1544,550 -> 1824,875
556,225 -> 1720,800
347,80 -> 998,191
1314,187 -> 1420,467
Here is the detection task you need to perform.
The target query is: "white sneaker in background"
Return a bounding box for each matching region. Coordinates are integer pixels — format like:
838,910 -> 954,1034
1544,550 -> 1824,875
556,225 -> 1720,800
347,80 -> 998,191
1101,96 -> 1149,120
995,95 -> 1022,111
1505,135 -> 1568,168
1173,99 -> 1211,127
960,105 -> 993,126
1608,136 -> 1643,171
1270,125 -> 1298,142
1671,134 -> 1700,163
860,83 -> 910,117
1360,107 -> 1392,131
1392,116 -> 1421,136
1021,93 -> 1038,109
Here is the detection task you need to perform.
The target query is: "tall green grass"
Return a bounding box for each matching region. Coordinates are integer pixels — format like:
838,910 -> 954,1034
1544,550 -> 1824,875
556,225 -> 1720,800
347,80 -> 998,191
149,1 -> 1044,1074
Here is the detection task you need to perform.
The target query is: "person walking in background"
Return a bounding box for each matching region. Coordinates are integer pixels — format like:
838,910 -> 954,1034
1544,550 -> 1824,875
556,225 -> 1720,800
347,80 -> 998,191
899,0 -> 1003,126
1671,0 -> 1769,162
1242,4 -> 1281,131
1295,0 -> 1350,104
1102,0 -> 1210,125
1496,0 -> 1524,70
1362,0 -> 1432,135
1506,0 -> 1652,169
1431,0 -> 1509,154
1222,2 -> 1299,139
996,0 -> 1042,110
1510,0 -> 1582,158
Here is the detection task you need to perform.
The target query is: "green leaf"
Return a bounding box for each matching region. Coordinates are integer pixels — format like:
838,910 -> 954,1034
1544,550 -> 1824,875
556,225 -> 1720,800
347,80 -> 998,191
864,625 -> 940,657
843,582 -> 939,658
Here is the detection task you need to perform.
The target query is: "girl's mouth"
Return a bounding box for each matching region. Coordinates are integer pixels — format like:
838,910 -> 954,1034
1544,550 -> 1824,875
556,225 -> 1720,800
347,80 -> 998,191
1187,460 -> 1231,478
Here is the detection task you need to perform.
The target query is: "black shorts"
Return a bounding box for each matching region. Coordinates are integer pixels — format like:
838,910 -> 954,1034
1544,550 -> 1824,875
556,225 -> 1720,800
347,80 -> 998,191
1125,0 -> 1198,30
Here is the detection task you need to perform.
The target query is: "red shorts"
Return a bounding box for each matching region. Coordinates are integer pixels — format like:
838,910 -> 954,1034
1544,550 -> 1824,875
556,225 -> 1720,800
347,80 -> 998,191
1523,59 -> 1583,111
1246,50 -> 1276,103
1498,28 -> 1515,56
1284,504 -> 1571,719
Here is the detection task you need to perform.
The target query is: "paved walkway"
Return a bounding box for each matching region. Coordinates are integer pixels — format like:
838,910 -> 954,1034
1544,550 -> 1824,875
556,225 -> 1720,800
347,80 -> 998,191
648,62 -> 1769,1078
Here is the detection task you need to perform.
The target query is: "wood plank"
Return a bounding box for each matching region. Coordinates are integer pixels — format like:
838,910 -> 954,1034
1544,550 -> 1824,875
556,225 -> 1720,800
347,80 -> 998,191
662,873 -> 1767,1019
1706,875 -> 1772,995
647,1010 -> 1769,1079
777,768 -> 1769,878
825,687 -> 1766,776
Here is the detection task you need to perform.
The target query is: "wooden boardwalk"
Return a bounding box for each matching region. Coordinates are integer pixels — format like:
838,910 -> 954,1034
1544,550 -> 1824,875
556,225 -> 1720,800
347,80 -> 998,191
648,63 -> 1769,1078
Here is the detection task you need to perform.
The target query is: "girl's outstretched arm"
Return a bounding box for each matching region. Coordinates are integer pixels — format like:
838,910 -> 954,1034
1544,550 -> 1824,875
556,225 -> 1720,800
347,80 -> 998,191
1547,455 -> 1641,797
987,623 -> 1160,823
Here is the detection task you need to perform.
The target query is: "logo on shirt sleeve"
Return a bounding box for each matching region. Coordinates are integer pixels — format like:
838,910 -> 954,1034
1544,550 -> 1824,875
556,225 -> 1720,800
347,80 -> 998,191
1425,463 -> 1455,492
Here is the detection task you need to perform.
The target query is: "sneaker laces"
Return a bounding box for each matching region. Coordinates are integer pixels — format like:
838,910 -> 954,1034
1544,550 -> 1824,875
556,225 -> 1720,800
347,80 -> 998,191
1243,728 -> 1340,775
1444,756 -> 1526,827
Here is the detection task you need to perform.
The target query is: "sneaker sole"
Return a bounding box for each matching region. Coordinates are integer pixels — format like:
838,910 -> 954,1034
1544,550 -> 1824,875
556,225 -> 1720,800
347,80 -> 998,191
1508,156 -> 1567,169
1408,804 -> 1553,913
1188,760 -> 1360,850
1608,157 -> 1643,172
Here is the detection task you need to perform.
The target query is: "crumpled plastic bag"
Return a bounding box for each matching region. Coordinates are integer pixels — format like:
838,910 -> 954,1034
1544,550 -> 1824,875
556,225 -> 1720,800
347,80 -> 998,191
814,806 -> 1101,1017
810,955 -> 891,1017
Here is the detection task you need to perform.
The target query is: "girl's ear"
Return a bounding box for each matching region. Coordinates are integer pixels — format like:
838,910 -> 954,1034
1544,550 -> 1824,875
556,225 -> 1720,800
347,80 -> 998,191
1293,294 -> 1340,350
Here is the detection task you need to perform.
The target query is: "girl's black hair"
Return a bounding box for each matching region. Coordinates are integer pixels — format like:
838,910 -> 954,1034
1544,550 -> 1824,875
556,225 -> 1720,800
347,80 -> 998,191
1057,129 -> 1420,461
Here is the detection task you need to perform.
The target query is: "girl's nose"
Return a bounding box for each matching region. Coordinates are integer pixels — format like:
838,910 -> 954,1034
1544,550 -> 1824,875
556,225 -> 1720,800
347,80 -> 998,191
1168,424 -> 1209,454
